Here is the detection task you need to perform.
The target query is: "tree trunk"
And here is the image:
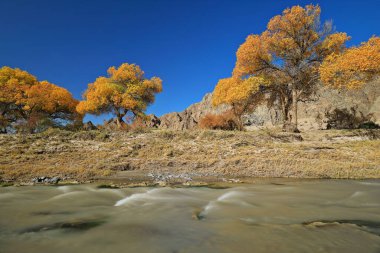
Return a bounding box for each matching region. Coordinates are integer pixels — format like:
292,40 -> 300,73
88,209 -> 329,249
280,94 -> 295,132
292,89 -> 298,129
280,96 -> 290,124
236,116 -> 243,131
282,86 -> 299,133
231,104 -> 244,131
115,114 -> 124,129
114,107 -> 127,129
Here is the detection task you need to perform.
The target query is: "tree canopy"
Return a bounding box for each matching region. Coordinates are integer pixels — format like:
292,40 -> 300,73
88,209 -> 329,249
76,63 -> 162,127
212,4 -> 379,131
212,76 -> 269,123
320,37 -> 380,89
0,66 -> 79,133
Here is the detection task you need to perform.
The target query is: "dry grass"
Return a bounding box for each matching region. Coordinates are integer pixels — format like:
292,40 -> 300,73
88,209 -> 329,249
0,128 -> 379,182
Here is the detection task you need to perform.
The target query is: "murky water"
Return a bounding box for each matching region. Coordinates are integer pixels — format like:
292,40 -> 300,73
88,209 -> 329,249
1,180 -> 380,253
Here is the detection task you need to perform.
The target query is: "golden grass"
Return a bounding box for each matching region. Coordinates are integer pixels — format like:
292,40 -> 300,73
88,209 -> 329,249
0,128 -> 379,182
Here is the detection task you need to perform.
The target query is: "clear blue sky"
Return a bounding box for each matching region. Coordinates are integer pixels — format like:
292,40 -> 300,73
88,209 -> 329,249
1,0 -> 379,123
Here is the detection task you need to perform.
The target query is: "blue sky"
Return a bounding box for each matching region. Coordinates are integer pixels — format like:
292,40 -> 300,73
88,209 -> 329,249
1,0 -> 379,123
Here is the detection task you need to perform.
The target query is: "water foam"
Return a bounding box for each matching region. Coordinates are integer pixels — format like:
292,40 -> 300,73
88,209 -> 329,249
350,191 -> 365,198
217,191 -> 244,201
57,185 -> 74,193
201,190 -> 253,215
114,189 -> 161,206
48,191 -> 85,201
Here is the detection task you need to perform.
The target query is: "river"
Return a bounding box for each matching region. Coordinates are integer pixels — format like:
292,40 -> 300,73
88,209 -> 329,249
0,180 -> 379,253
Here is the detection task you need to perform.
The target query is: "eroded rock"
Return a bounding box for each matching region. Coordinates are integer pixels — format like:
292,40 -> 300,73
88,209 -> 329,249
154,79 -> 380,131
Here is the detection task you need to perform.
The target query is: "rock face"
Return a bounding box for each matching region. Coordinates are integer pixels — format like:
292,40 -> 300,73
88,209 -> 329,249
158,93 -> 230,130
296,80 -> 380,131
154,79 -> 379,131
142,114 -> 161,128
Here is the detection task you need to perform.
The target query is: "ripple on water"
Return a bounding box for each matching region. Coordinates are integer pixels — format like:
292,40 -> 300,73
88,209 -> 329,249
57,185 -> 74,193
114,188 -> 202,207
47,191 -> 87,201
358,181 -> 380,186
114,189 -> 164,206
350,191 -> 366,198
201,190 -> 255,216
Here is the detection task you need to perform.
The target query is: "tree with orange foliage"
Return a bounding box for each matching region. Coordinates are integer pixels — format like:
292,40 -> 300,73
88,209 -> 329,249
0,66 -> 38,128
77,63 -> 163,128
320,37 -> 380,89
215,5 -> 355,131
212,76 -> 268,127
0,66 -> 79,133
23,81 -> 80,131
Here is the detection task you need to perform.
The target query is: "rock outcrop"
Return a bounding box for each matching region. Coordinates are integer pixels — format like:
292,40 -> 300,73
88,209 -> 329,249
296,80 -> 380,130
158,93 -> 230,130
152,79 -> 379,131
142,114 -> 161,128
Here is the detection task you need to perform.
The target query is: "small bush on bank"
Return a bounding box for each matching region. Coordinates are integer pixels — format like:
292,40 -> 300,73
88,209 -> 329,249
358,121 -> 380,129
128,117 -> 152,134
199,111 -> 242,130
326,107 -> 378,129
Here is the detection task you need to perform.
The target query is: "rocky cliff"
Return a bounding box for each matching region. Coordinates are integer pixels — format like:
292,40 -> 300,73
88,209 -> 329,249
157,93 -> 230,130
153,79 -> 379,131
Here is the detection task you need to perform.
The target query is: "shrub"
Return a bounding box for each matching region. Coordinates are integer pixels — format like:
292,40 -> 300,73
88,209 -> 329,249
358,121 -> 380,129
199,111 -> 242,130
129,117 -> 151,134
326,107 -> 376,129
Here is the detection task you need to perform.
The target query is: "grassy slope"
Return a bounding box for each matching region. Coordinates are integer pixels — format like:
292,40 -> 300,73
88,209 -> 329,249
0,128 -> 379,182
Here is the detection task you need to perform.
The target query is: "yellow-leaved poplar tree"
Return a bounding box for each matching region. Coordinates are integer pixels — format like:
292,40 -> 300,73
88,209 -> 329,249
0,66 -> 79,133
212,76 -> 268,126
320,36 -> 380,89
25,80 -> 79,119
213,5 -> 355,131
77,63 -> 162,127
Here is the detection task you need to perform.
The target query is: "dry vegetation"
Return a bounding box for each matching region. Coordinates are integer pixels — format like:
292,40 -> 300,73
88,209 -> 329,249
0,128 -> 379,183
199,111 -> 241,130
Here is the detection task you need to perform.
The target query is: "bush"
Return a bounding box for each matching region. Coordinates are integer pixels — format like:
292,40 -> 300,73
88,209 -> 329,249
128,117 -> 151,134
358,121 -> 380,129
199,111 -> 242,130
326,107 -> 377,129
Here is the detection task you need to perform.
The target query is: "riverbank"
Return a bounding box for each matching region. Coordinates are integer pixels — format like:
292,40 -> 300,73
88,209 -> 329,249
0,128 -> 379,186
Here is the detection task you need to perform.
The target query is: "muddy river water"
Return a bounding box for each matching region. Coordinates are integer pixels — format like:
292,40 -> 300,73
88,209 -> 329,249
0,180 -> 379,253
